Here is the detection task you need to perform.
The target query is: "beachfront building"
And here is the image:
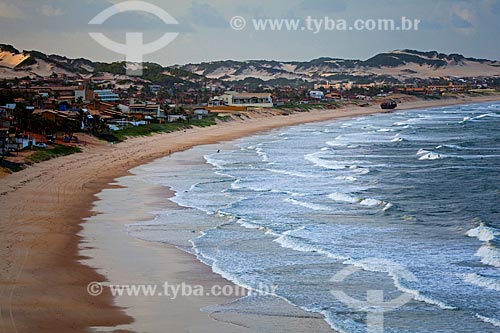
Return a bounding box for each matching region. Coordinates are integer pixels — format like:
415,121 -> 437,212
118,103 -> 164,119
210,91 -> 273,108
309,90 -> 325,99
193,108 -> 210,120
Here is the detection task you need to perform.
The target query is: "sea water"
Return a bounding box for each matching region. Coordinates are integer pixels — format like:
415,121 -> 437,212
128,102 -> 500,332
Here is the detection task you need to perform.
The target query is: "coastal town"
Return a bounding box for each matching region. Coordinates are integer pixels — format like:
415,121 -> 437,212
1,66 -> 498,172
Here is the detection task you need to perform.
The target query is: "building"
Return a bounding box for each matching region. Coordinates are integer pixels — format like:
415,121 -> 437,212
32,109 -> 78,124
74,86 -> 94,103
118,103 -> 164,119
94,89 -> 120,102
309,90 -> 325,99
193,108 -> 210,120
210,91 -> 273,108
30,85 -> 93,103
167,114 -> 187,122
325,92 -> 342,100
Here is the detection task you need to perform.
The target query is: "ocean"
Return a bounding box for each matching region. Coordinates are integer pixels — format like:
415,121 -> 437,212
128,102 -> 500,332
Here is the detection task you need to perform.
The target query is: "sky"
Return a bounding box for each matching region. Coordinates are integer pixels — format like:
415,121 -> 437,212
0,0 -> 499,66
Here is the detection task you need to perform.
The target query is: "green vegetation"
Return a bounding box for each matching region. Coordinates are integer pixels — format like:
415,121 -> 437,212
363,53 -> 447,68
114,115 -> 225,141
94,62 -> 126,75
278,103 -> 326,111
0,44 -> 20,54
28,145 -> 82,163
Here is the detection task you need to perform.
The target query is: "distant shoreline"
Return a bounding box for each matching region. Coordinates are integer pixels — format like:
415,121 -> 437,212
1,94 -> 499,332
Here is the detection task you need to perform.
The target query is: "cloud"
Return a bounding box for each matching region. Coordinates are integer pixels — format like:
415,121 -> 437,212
298,0 -> 347,12
0,1 -> 24,19
450,2 -> 475,29
39,4 -> 64,17
187,2 -> 227,28
451,12 -> 473,28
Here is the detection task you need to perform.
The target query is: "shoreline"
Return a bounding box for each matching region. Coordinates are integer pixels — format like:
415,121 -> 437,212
1,95 -> 499,332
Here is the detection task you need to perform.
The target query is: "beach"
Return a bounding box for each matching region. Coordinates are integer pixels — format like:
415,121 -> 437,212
1,95 -> 500,333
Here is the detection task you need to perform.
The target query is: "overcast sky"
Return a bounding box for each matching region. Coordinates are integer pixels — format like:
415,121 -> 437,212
0,0 -> 499,66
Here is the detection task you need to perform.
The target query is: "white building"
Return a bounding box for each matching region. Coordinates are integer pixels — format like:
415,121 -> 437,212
309,90 -> 325,99
94,90 -> 120,102
210,91 -> 273,108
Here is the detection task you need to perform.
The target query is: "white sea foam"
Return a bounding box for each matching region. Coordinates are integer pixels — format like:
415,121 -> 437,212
284,198 -> 332,211
475,245 -> 500,268
325,141 -> 347,147
230,179 -> 242,189
461,113 -> 500,124
352,167 -> 370,175
359,198 -> 384,207
418,152 -> 444,160
328,192 -> 393,212
377,128 -> 394,132
474,113 -> 500,120
204,154 -> 228,168
460,116 -> 472,123
344,258 -> 456,310
328,192 -> 390,208
275,229 -> 456,312
274,228 -> 348,261
476,314 -> 500,328
255,147 -> 269,162
445,144 -> 465,150
305,153 -> 347,170
299,304 -> 351,333
464,273 -> 500,292
266,168 -> 316,178
239,220 -> 261,229
193,230 -> 345,332
383,202 -> 394,211
230,179 -> 268,192
328,192 -> 359,203
334,176 -> 357,181
416,149 -> 431,156
467,224 -> 500,242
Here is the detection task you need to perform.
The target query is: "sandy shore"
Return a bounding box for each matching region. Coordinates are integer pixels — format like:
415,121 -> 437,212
1,95 -> 499,333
